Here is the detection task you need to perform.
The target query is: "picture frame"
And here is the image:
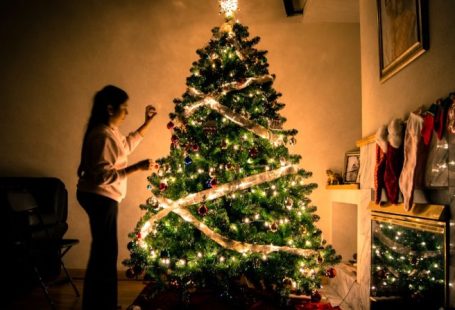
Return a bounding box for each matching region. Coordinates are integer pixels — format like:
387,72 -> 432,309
344,149 -> 360,184
377,0 -> 429,82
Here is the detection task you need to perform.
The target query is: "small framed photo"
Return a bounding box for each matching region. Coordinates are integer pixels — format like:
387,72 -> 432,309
344,149 -> 360,184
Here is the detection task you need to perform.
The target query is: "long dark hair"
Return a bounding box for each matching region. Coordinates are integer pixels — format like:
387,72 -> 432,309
77,85 -> 129,177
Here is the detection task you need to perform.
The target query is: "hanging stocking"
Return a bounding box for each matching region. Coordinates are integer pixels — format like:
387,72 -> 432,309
384,119 -> 404,204
374,125 -> 388,204
399,113 -> 425,211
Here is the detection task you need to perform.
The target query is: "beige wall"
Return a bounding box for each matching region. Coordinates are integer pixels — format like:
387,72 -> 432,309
360,0 -> 455,137
0,0 -> 360,269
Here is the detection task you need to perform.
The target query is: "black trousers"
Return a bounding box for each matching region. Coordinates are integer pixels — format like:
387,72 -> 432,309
77,191 -> 118,310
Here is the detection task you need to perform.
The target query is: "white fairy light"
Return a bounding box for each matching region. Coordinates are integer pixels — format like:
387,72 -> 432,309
139,165 -> 316,257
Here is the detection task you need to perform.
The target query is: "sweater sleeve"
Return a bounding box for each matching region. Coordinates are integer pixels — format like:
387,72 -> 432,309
88,133 -> 126,185
123,131 -> 144,155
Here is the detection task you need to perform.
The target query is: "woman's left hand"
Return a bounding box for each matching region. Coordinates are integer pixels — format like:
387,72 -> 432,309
145,105 -> 157,122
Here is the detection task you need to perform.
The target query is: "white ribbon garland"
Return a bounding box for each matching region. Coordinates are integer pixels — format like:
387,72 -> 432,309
140,164 -> 316,257
184,97 -> 284,145
173,207 -> 316,257
183,75 -> 284,145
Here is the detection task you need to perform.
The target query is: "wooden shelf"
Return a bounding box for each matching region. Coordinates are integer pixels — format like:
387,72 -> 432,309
326,184 -> 359,190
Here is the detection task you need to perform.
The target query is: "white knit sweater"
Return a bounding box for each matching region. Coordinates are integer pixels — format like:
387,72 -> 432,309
77,124 -> 143,202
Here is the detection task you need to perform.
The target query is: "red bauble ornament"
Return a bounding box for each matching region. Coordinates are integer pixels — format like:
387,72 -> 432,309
310,290 -> 322,302
210,178 -> 217,188
270,118 -> 282,129
136,232 -> 142,239
192,144 -> 200,152
170,279 -> 180,288
375,269 -> 386,279
326,267 -> 336,278
171,134 -> 179,144
167,121 -> 175,129
236,78 -> 246,87
159,183 -> 168,191
198,204 -> 208,216
249,147 -> 259,158
126,268 -> 136,279
270,222 -> 278,232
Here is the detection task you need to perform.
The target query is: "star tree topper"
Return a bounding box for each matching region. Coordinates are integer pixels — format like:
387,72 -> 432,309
219,0 -> 238,19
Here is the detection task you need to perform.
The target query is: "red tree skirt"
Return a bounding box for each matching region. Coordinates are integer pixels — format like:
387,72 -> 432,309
129,282 -> 342,310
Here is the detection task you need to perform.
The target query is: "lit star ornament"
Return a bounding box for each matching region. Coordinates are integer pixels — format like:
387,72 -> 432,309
219,0 -> 238,19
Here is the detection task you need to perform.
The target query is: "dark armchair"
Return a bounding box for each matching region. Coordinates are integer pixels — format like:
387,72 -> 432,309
0,177 -> 79,307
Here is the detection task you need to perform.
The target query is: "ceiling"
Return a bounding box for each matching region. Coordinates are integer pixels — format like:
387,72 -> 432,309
236,0 -> 359,24
302,0 -> 359,23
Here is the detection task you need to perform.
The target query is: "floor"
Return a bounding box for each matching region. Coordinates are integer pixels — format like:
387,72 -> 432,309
4,274 -> 349,310
4,276 -> 147,310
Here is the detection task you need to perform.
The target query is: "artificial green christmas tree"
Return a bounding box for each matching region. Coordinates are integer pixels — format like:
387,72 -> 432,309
124,0 -> 340,300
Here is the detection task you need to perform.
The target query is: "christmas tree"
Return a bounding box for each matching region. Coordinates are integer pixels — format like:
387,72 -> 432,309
124,0 -> 340,299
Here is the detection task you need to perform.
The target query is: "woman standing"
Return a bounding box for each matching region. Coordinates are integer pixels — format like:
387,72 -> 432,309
77,85 -> 157,309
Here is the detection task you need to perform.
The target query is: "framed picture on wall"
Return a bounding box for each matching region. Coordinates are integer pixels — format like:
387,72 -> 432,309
377,0 -> 429,82
344,149 -> 360,184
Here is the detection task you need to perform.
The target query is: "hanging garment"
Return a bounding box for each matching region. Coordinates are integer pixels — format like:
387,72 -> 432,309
447,94 -> 455,134
399,112 -> 427,211
374,125 -> 388,204
383,119 -> 404,204
434,98 -> 452,140
425,131 -> 448,187
374,145 -> 387,204
421,110 -> 435,146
